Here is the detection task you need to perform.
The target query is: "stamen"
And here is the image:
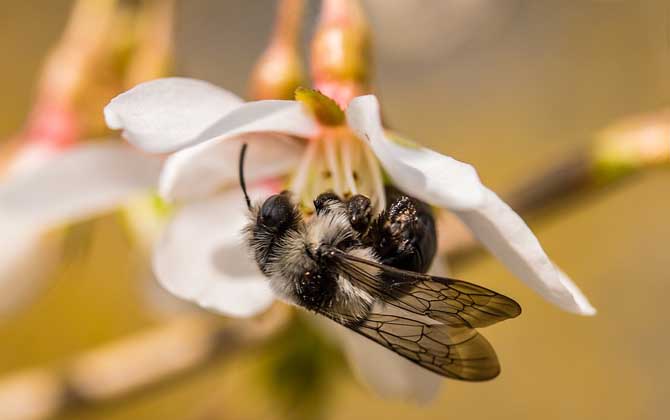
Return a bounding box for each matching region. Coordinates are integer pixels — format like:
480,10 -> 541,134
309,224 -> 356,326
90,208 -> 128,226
363,143 -> 386,211
290,138 -> 319,195
324,136 -> 343,196
310,141 -> 332,206
341,135 -> 358,195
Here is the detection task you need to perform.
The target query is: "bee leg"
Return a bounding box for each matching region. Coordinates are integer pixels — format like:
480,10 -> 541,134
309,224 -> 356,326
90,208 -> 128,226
373,189 -> 437,273
314,192 -> 342,215
346,194 -> 372,234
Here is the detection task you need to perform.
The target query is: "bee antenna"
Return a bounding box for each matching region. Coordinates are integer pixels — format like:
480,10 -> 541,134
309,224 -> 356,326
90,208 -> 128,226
238,143 -> 252,210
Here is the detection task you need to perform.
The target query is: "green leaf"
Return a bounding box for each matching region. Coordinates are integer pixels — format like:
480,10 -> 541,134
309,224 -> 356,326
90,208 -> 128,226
295,87 -> 345,126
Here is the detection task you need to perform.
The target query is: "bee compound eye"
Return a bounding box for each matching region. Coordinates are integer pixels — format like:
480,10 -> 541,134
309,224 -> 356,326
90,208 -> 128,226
260,194 -> 294,230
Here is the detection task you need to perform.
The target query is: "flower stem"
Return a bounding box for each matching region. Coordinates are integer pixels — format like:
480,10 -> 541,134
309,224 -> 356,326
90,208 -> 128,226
0,306 -> 291,420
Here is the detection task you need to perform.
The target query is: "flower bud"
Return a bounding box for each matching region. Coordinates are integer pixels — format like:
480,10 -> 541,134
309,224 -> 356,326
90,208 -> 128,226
593,109 -> 670,182
249,0 -> 306,100
311,0 -> 371,106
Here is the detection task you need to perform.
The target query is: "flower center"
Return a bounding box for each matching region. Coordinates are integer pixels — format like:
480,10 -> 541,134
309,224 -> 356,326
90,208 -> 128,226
289,127 -> 386,214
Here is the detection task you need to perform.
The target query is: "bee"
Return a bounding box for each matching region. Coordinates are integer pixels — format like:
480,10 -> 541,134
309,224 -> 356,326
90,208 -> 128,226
239,144 -> 521,381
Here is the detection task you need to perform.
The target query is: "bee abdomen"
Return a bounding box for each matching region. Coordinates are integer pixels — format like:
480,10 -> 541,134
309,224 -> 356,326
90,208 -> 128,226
295,270 -> 338,311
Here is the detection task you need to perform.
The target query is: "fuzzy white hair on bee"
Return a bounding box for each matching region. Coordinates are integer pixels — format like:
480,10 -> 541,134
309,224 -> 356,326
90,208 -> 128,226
237,143 -> 523,382
237,143 -> 379,320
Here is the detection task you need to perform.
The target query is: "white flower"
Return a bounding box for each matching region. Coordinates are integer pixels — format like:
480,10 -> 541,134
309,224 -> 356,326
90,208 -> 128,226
0,141 -> 161,315
105,77 -> 596,400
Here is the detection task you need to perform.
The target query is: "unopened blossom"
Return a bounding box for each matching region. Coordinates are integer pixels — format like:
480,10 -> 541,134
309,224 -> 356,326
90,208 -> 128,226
0,0 -> 173,317
0,132 -> 161,315
105,77 -> 596,398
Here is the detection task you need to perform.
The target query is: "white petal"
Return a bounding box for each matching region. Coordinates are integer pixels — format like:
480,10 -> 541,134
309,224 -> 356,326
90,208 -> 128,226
453,187 -> 596,315
556,266 -> 597,315
0,223 -> 63,317
3,144 -> 57,177
121,196 -> 200,319
189,100 -> 318,146
0,143 -> 161,230
160,133 -> 304,202
346,95 -> 485,210
153,188 -> 276,317
104,78 -> 244,153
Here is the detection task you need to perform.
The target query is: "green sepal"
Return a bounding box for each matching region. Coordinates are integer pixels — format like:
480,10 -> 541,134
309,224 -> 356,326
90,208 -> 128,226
295,87 -> 345,126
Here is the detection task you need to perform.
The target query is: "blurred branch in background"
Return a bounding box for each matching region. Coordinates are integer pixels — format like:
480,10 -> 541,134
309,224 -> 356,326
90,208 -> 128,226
439,107 -> 670,259
0,0 -> 668,418
0,306 -> 290,420
0,106 -> 666,419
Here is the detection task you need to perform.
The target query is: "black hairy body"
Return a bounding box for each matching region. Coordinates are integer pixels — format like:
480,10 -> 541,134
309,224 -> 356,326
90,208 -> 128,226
243,187 -> 522,381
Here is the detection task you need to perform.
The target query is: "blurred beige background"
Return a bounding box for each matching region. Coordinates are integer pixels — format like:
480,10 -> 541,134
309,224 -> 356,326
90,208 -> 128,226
1,0 -> 669,419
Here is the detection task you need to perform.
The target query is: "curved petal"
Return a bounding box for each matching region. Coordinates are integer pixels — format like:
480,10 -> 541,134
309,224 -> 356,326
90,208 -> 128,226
121,196 -> 200,318
0,223 -> 63,317
189,100 -> 318,146
346,95 -> 485,210
0,143 -> 161,230
104,78 -> 244,153
556,266 -> 596,315
453,187 -> 596,315
3,144 -> 57,177
153,187 -> 277,317
160,133 -> 304,202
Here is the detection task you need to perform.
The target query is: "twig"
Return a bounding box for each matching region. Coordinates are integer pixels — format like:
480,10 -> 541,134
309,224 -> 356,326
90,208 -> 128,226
0,306 -> 290,420
440,108 -> 670,259
438,150 -> 599,259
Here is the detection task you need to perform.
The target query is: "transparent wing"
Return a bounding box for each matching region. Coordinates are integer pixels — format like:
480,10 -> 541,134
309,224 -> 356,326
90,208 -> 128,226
332,249 -> 522,328
318,308 -> 501,381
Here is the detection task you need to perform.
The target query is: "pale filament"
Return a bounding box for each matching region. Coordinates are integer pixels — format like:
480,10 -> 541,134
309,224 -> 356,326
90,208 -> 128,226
289,133 -> 386,214
289,137 -> 319,196
363,143 -> 386,212
341,135 -> 358,196
323,135 -> 343,196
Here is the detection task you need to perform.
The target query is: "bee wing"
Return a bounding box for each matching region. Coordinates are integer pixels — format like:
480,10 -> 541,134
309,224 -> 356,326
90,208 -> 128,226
318,307 -> 501,381
332,250 -> 522,328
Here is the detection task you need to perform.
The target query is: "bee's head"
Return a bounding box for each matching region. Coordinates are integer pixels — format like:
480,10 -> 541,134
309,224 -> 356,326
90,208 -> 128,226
238,143 -> 300,233
246,191 -> 301,276
239,144 -> 301,275
257,191 -> 299,233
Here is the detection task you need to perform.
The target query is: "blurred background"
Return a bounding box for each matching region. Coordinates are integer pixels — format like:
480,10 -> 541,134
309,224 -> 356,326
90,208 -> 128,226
1,0 -> 669,419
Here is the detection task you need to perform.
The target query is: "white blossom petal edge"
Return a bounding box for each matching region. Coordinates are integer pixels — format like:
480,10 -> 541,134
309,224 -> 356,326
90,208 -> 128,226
346,95 -> 486,210
160,133 -> 304,202
152,187 -> 276,317
104,78 -> 244,153
105,78 -> 319,154
346,94 -> 595,316
0,223 -> 63,317
0,142 -> 161,230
